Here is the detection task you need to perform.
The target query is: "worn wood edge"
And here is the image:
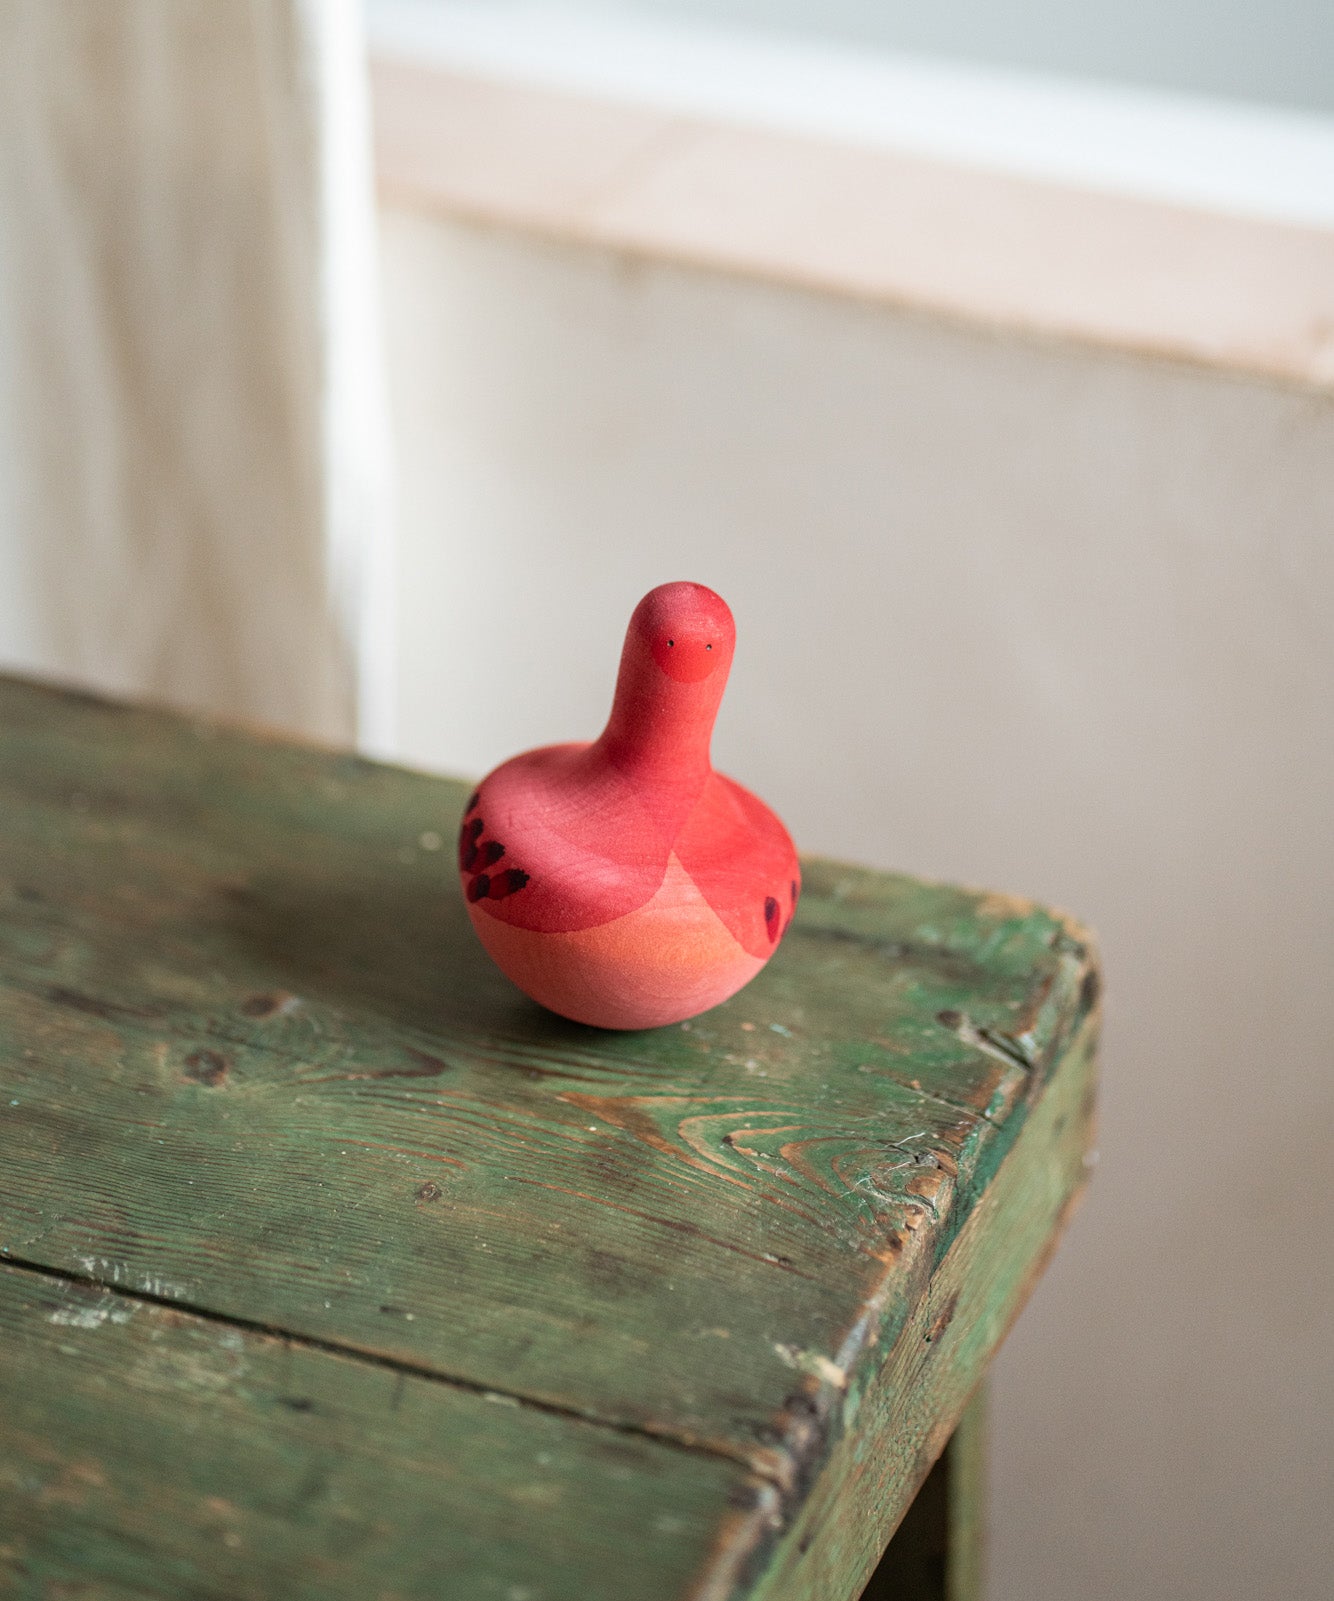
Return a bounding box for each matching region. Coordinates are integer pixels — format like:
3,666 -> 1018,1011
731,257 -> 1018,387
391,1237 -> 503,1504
940,906 -> 1096,1233
0,667 -> 398,769
705,1003 -> 1099,1600
372,55 -> 1334,392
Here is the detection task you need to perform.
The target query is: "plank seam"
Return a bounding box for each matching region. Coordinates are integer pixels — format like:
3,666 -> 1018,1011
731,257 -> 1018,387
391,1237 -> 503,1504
0,1251 -> 774,1482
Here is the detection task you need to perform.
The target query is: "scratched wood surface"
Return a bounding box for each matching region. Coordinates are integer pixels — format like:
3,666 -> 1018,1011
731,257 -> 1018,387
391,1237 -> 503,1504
0,675 -> 1100,1599
0,1261 -> 756,1601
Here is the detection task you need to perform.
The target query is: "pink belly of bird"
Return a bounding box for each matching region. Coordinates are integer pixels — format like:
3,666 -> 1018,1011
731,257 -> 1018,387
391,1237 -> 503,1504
466,854 -> 764,1029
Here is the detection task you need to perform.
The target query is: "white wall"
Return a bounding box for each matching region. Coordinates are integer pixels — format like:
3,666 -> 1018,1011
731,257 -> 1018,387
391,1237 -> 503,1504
544,0 -> 1334,114
380,205 -> 1334,1600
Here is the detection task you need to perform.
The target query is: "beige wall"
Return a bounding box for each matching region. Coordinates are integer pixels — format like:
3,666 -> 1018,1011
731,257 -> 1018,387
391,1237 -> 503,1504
381,205 -> 1334,1600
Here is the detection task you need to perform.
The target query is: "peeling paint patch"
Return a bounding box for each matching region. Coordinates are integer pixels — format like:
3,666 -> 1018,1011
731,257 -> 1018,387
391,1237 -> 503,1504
773,1343 -> 848,1390
74,1257 -> 192,1301
137,1273 -> 192,1300
49,1296 -> 136,1329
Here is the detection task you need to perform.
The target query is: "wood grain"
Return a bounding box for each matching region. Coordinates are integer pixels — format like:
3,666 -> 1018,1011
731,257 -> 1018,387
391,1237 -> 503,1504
0,674 -> 1100,1597
0,1260 -> 757,1600
748,1011 -> 1096,1597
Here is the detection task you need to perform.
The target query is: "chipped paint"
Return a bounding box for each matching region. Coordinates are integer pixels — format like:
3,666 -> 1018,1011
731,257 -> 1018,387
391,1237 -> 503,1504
772,1343 -> 849,1391
49,1297 -> 136,1329
75,1257 -> 192,1302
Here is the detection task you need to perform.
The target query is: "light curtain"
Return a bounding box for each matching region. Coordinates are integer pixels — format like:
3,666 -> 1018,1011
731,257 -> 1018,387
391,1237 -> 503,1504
0,0 -> 391,743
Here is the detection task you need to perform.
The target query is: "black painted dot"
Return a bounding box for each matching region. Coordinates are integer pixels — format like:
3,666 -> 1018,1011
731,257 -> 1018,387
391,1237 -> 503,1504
491,868 -> 531,900
764,896 -> 781,941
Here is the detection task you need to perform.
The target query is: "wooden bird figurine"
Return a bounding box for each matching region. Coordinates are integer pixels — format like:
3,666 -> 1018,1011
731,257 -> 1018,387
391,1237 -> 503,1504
459,582 -> 800,1029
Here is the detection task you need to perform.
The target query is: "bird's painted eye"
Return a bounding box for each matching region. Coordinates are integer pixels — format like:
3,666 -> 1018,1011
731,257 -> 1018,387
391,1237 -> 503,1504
705,643 -> 712,650
667,639 -> 674,647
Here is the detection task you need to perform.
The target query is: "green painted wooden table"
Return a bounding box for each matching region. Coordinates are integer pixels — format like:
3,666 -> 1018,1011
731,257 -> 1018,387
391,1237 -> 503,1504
0,676 -> 1099,1601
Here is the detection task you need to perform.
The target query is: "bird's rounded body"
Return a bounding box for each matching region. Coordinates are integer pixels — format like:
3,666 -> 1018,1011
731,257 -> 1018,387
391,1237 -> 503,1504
460,583 -> 798,1029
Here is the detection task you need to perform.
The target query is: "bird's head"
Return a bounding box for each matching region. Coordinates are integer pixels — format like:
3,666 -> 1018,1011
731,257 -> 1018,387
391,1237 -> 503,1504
632,582 -> 736,685
597,582 -> 737,791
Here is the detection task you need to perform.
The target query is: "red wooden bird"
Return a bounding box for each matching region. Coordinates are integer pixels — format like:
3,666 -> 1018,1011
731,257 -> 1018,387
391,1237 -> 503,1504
460,582 -> 800,1029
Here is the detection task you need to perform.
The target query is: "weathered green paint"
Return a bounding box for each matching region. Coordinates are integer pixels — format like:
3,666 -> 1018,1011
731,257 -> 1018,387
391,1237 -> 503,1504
0,675 -> 1100,1598
750,1012 -> 1096,1598
0,1261 -> 756,1601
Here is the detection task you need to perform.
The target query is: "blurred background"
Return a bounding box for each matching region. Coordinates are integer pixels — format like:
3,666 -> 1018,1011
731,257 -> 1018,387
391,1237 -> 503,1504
1,2 -> 1331,1596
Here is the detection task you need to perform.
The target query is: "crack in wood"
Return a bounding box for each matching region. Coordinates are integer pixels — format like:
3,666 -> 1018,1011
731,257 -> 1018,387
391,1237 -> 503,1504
0,1251 -> 788,1486
936,1009 -> 1035,1073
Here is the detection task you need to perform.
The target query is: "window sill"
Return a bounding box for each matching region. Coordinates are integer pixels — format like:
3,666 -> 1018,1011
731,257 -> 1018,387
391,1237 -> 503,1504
369,5 -> 1334,388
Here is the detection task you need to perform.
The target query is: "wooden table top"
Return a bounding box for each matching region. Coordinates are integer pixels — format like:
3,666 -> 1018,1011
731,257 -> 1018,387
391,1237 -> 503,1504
0,675 -> 1099,1601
